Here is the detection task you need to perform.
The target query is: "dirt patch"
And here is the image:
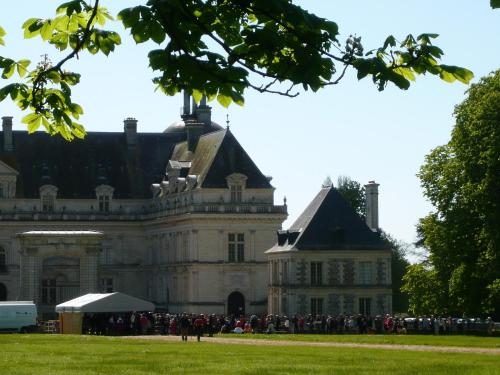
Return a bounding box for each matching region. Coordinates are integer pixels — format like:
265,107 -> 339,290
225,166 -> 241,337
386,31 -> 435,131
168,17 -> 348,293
124,335 -> 500,355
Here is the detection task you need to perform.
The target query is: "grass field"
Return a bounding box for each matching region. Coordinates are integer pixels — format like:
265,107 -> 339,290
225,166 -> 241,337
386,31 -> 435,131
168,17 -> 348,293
217,333 -> 500,348
0,335 -> 499,375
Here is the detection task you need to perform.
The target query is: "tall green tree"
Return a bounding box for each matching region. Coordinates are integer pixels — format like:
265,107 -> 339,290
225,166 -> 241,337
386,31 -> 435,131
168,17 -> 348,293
0,0 -> 476,140
414,70 -> 500,317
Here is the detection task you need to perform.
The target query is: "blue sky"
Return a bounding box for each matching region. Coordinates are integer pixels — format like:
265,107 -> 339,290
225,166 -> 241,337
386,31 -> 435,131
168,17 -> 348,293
1,1 -> 499,259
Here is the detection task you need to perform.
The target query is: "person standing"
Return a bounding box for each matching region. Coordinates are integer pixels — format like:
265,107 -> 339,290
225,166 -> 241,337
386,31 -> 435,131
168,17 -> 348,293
194,314 -> 205,342
180,313 -> 190,341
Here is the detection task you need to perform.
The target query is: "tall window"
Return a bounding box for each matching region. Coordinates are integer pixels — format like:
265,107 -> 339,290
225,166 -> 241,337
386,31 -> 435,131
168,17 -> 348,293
0,183 -> 4,198
41,279 -> 57,304
0,247 -> 6,272
230,185 -> 242,202
228,233 -> 245,262
310,262 -> 323,286
101,278 -> 113,293
95,185 -> 114,213
226,173 -> 247,203
98,195 -> 110,213
311,298 -> 323,316
42,194 -> 55,212
359,262 -> 373,285
39,185 -> 57,213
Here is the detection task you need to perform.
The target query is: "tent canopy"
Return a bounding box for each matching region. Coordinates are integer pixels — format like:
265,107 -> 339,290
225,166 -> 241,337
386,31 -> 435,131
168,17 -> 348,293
55,292 -> 155,313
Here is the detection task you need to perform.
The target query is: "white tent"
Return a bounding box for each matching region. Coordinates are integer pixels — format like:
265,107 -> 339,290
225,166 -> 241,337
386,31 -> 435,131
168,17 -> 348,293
55,292 -> 155,313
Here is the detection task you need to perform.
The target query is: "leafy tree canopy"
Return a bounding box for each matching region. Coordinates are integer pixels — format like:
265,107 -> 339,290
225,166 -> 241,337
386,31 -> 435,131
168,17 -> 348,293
410,70 -> 500,317
0,0 -> 489,140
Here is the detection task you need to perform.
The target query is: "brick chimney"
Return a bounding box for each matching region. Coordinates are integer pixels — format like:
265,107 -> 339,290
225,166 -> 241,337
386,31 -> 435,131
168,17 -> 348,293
2,116 -> 13,151
364,181 -> 380,232
123,117 -> 137,146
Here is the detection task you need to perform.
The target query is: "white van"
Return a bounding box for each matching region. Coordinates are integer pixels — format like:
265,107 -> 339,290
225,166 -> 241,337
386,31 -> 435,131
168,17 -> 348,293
0,301 -> 38,333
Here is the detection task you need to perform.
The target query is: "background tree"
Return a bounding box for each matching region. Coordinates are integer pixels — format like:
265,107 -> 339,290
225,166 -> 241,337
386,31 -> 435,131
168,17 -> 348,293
401,263 -> 445,316
380,231 -> 410,313
0,0 -> 476,140
336,175 -> 365,219
335,175 -> 410,312
410,70 -> 500,318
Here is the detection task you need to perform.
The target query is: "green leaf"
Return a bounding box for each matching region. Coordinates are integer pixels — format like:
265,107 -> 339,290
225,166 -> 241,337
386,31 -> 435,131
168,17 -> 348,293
40,21 -> 53,41
1,62 -> 15,79
0,84 -> 14,101
16,60 -> 30,78
383,35 -> 396,50
0,25 -> 5,46
192,89 -> 203,104
22,18 -> 43,38
394,67 -> 416,81
22,112 -> 42,133
217,93 -> 232,108
72,122 -> 86,139
440,65 -> 474,84
491,0 -> 500,9
150,21 -> 165,44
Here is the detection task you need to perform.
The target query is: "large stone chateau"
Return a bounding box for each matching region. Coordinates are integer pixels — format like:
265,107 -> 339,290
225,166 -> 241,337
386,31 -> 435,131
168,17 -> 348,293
0,96 -> 391,318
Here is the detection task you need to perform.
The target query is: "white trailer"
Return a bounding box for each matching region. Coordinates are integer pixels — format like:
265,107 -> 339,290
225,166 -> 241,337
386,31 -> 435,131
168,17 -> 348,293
0,301 -> 38,333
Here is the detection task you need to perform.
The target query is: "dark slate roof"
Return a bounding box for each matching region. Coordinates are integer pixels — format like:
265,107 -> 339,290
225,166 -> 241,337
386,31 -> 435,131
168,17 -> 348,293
0,131 -> 184,199
171,129 -> 273,189
268,187 -> 389,252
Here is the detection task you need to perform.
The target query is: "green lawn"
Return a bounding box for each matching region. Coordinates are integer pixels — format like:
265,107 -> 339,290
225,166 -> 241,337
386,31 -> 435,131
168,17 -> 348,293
0,335 -> 498,375
217,333 -> 500,348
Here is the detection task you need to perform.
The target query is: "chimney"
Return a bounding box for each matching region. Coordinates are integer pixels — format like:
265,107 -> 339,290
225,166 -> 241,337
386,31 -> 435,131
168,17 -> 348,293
123,117 -> 137,146
365,180 -> 380,232
195,96 -> 212,128
2,116 -> 13,151
185,118 -> 205,152
182,90 -> 190,117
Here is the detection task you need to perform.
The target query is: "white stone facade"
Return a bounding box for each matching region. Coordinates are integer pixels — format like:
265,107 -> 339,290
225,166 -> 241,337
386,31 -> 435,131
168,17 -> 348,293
267,250 -> 392,316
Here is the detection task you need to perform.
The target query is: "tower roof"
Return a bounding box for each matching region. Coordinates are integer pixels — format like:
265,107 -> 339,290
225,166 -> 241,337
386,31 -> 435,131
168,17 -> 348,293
267,187 -> 389,252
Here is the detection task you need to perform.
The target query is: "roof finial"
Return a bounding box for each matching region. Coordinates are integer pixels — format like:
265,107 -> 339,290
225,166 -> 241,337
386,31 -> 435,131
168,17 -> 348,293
283,196 -> 287,206
226,113 -> 230,129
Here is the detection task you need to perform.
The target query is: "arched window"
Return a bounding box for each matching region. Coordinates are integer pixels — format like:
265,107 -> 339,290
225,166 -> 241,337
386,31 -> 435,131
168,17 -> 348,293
0,283 -> 7,301
0,247 -> 6,272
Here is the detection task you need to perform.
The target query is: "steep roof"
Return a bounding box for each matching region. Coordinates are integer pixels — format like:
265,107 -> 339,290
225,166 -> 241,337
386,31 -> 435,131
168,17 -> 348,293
171,129 -> 273,189
267,187 -> 389,252
0,131 -> 184,199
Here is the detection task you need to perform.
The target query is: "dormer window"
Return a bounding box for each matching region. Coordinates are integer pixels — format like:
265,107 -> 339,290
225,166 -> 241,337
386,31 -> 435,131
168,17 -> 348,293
226,173 -> 247,203
39,185 -> 58,212
95,185 -> 114,213
230,185 -> 242,202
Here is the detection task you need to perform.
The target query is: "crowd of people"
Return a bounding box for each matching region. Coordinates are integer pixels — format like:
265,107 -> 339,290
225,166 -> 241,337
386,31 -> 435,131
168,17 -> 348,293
81,312 -> 497,338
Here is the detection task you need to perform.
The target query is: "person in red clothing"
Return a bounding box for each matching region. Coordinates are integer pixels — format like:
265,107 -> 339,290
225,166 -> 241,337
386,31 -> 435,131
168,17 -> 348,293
193,314 -> 205,342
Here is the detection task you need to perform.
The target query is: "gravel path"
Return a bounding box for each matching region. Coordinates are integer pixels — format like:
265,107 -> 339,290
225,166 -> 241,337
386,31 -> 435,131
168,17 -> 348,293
125,335 -> 500,355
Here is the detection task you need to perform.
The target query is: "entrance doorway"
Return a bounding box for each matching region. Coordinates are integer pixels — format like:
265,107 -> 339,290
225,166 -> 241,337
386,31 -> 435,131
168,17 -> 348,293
227,291 -> 245,316
0,283 -> 6,301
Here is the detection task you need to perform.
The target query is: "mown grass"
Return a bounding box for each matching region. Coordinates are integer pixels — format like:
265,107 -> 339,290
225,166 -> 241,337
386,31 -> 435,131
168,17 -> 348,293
0,335 -> 498,375
217,333 -> 500,348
